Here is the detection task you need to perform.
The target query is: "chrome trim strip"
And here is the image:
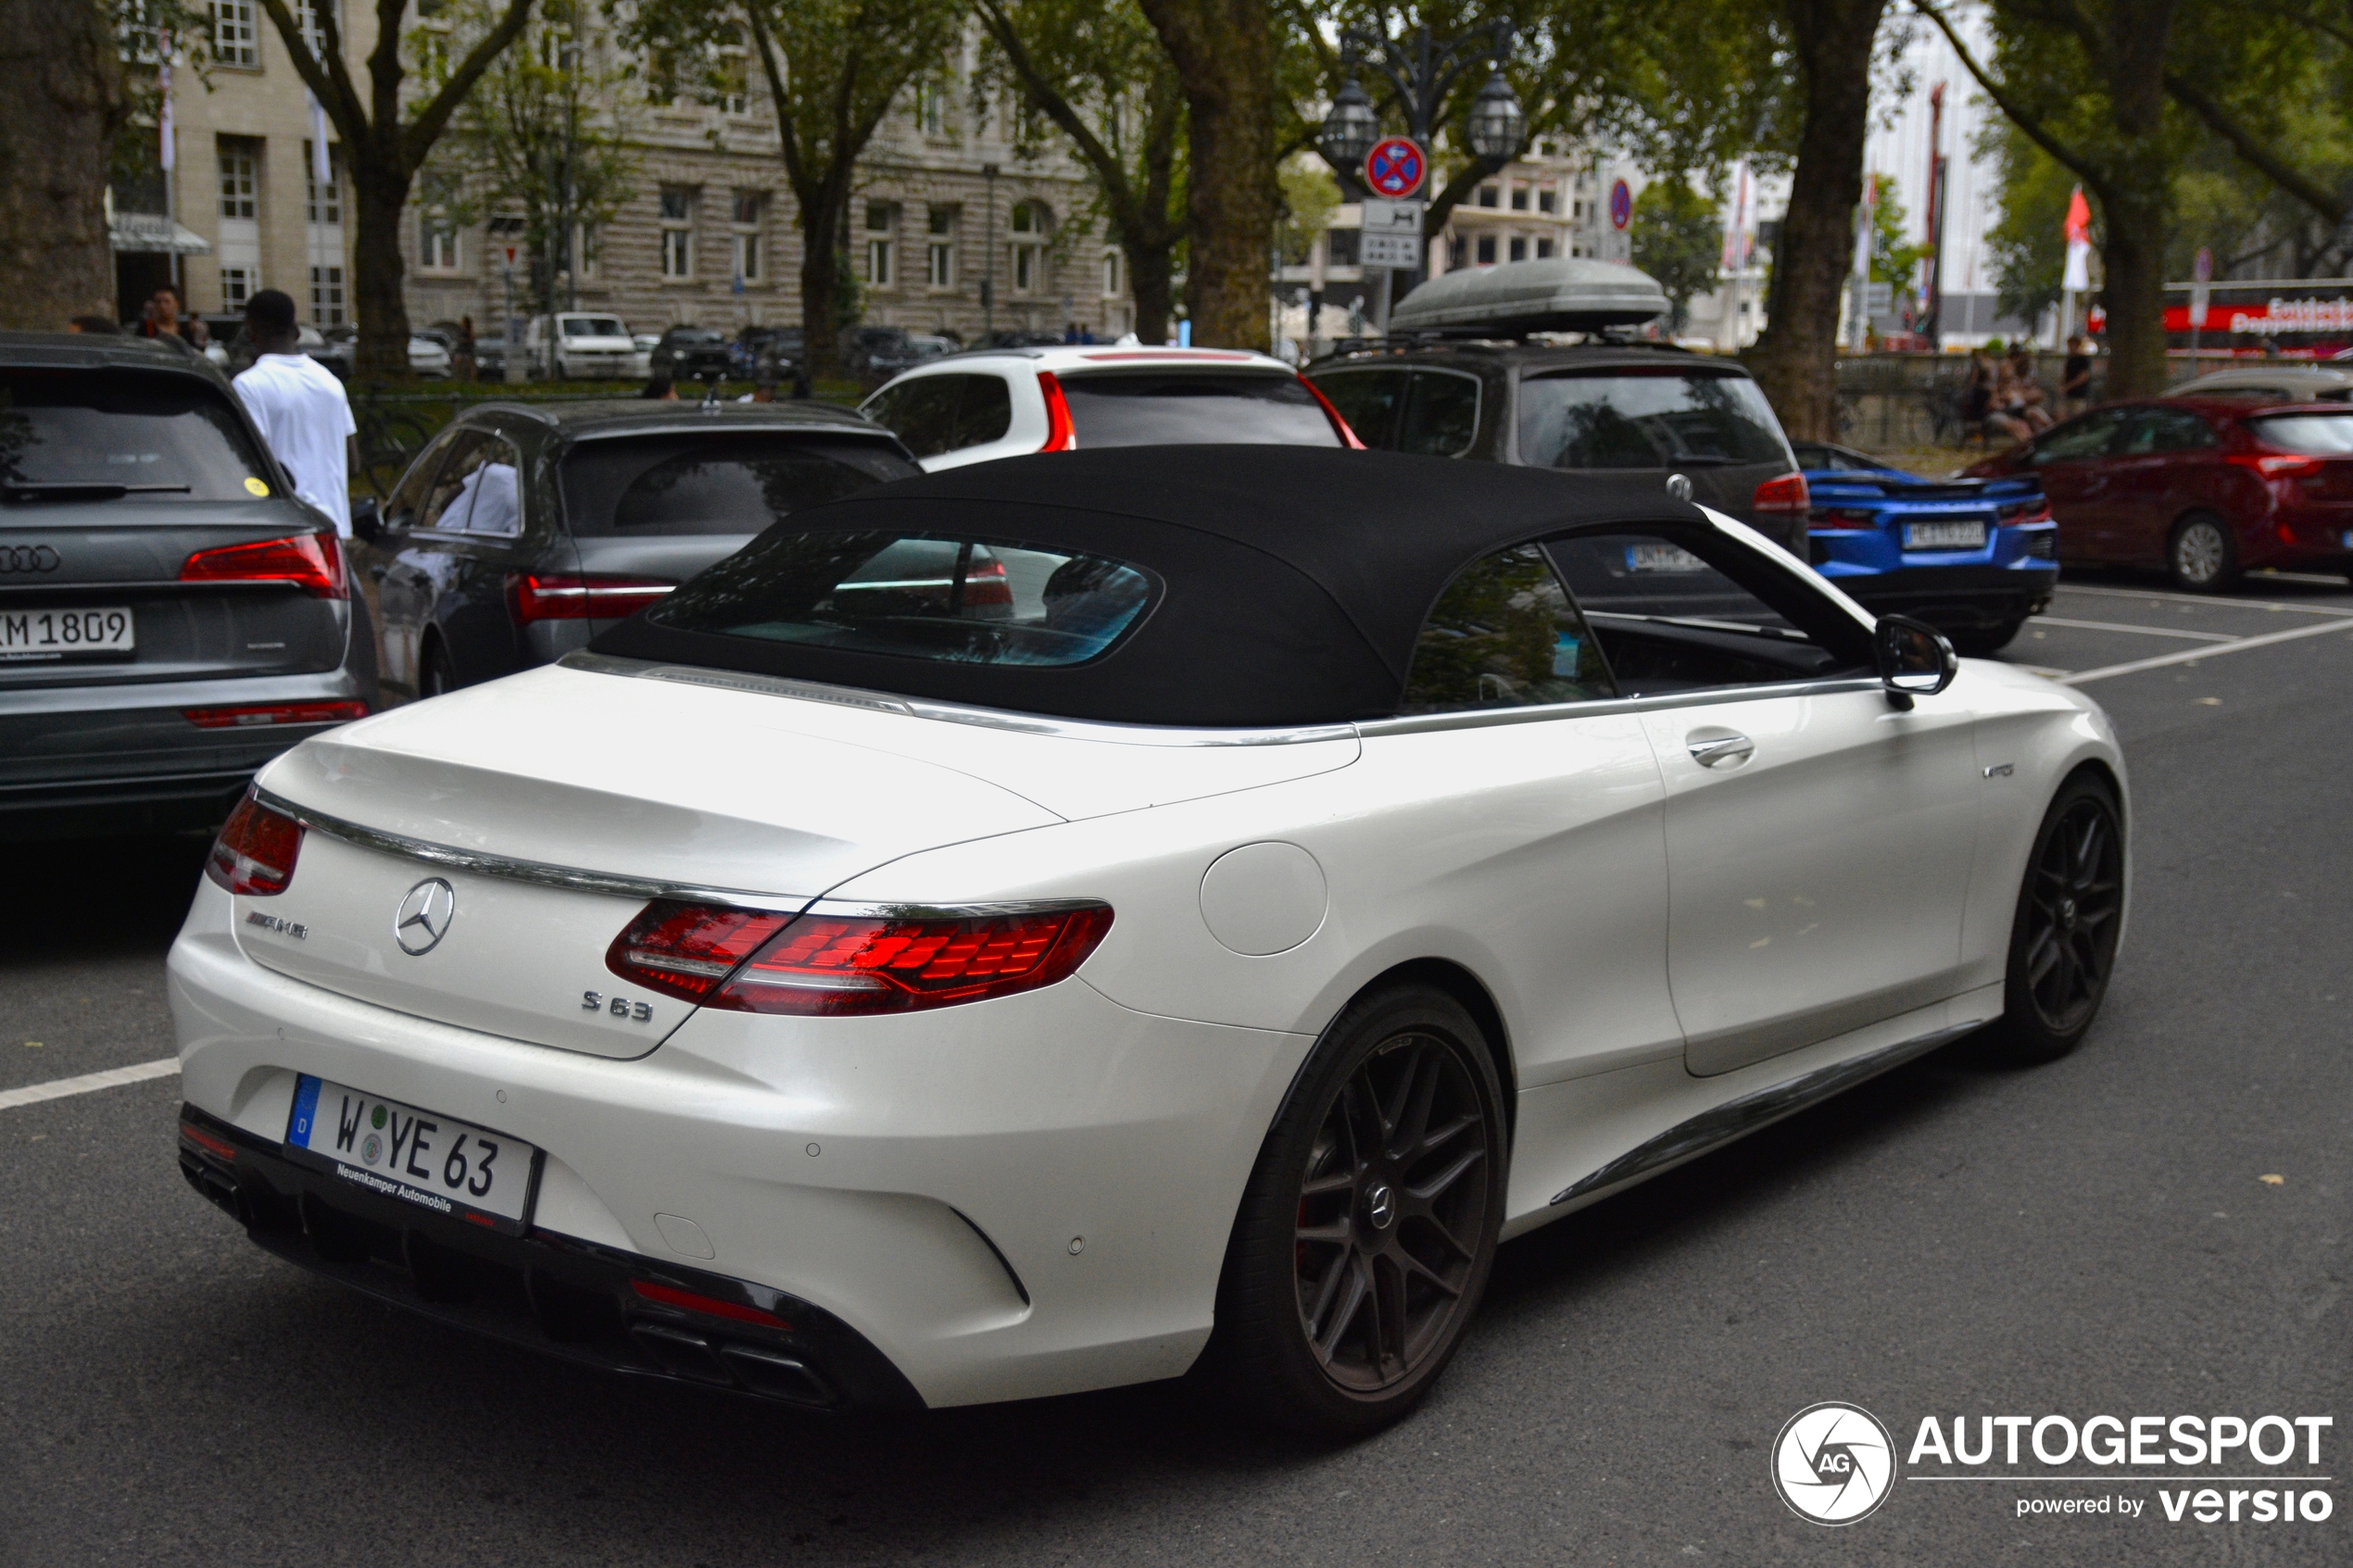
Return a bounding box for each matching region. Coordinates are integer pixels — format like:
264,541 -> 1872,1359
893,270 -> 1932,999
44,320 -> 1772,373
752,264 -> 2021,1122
1358,677 -> 1887,737
254,787 -> 812,910
557,650 -> 1359,747
799,896 -> 1105,922
1547,1021 -> 1980,1208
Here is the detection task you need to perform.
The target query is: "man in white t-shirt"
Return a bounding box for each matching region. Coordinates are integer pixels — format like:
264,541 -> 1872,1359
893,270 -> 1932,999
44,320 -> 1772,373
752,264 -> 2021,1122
231,289 -> 359,536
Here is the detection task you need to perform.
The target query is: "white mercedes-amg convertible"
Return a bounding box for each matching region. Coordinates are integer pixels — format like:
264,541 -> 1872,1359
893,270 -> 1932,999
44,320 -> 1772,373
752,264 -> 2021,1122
170,446 -> 2128,1435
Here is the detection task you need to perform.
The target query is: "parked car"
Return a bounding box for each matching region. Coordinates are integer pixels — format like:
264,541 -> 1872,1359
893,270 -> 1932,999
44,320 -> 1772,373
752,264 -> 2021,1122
1306,259 -> 1813,558
861,344 -> 1358,470
522,313 -> 637,381
648,325 -> 734,383
973,329 -> 1069,349
0,331 -> 377,838
172,445 -> 2126,1436
732,324 -> 811,395
472,332 -> 510,383
1964,396 -> 2353,589
1790,443 -> 2057,654
631,333 -> 660,380
2165,366 -> 2353,403
840,324 -> 929,381
305,324 -> 355,380
407,334 -> 453,378
358,399 -> 919,698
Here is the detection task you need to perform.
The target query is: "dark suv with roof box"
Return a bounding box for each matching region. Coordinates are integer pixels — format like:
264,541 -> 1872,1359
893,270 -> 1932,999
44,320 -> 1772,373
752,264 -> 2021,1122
1307,259 -> 1812,558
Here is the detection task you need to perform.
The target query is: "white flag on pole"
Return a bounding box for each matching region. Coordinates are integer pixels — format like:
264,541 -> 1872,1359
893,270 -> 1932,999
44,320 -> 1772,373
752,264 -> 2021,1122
308,92 -> 333,185
158,60 -> 174,170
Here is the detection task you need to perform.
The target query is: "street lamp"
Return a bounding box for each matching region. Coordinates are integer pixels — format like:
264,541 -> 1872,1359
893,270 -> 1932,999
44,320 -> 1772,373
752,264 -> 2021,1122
1466,68 -> 1526,165
1318,77 -> 1380,173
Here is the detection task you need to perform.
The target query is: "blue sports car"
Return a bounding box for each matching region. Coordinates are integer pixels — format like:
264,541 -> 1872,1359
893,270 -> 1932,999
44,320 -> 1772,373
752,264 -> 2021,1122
1792,441 -> 2059,655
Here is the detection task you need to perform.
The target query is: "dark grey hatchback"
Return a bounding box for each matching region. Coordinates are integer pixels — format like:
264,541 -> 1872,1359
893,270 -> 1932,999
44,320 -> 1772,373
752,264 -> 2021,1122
361,399 -> 920,697
0,332 -> 376,840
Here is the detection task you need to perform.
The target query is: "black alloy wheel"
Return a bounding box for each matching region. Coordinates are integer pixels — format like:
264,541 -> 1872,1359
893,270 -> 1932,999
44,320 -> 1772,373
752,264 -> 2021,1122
1987,775 -> 2125,1062
2169,512 -> 2240,592
1205,985 -> 1504,1436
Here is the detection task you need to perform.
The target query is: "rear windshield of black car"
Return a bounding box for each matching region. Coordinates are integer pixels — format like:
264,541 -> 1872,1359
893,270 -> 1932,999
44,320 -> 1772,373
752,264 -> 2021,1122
0,370 -> 271,505
647,529 -> 1157,666
2247,412 -> 2353,455
1517,369 -> 1790,470
560,435 -> 919,537
1058,370 -> 1342,448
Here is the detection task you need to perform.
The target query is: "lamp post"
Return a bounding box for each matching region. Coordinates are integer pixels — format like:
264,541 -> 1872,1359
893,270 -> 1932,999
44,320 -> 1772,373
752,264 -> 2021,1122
1317,19 -> 1523,306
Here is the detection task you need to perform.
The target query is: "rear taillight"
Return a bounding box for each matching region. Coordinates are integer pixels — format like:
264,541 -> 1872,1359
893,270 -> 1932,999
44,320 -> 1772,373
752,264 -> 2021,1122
963,553 -> 1013,608
1752,471 -> 1811,514
2228,452 -> 2325,480
509,573 -> 677,623
1037,370 -> 1077,452
1809,507 -> 1878,530
184,700 -> 368,729
180,532 -> 347,598
1297,374 -> 1368,448
606,900 -> 796,1002
710,904 -> 1114,1017
206,790 -> 305,896
1997,497 -> 2054,524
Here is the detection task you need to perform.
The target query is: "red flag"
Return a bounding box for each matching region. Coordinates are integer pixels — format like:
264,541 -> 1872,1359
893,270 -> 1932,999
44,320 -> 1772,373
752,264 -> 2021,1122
2063,187 -> 2092,245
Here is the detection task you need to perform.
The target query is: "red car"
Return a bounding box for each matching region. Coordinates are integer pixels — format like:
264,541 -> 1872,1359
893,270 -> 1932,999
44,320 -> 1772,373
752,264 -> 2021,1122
1964,397 -> 2353,590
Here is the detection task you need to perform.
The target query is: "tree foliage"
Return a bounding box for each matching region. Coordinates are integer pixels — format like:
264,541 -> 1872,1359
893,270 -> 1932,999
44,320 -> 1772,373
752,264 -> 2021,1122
1631,176 -> 1722,332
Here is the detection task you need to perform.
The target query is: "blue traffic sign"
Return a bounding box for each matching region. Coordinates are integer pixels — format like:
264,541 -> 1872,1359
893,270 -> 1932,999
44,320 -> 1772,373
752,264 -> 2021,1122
1610,179 -> 1632,231
1364,138 -> 1427,200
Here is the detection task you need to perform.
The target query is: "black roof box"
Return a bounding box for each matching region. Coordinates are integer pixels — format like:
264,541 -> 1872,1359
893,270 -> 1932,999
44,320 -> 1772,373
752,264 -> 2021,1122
1389,258 -> 1670,336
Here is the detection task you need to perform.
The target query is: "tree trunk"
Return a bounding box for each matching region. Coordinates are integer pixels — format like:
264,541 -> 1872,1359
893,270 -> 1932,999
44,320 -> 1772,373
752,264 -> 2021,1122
800,194 -> 846,380
2097,194 -> 2170,398
350,167 -> 414,379
2098,0 -> 2178,398
0,0 -> 128,328
1745,0 -> 1884,442
1126,242 -> 1174,345
1139,0 -> 1278,350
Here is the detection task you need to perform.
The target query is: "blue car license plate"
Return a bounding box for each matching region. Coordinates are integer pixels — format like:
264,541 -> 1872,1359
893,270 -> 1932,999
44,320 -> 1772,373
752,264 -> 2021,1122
1905,521 -> 1986,550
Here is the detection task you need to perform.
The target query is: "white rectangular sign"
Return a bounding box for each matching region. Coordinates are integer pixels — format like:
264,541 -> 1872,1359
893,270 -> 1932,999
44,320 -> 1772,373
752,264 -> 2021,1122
1360,198 -> 1425,270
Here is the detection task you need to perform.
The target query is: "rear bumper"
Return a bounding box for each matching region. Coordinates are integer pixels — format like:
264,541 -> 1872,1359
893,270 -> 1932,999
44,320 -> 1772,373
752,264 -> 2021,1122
1820,563 -> 2059,630
176,1103 -> 923,1411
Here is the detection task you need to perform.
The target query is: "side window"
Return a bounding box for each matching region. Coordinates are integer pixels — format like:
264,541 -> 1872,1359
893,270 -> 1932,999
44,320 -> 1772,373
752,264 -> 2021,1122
416,431 -> 494,532
2119,408 -> 2219,454
1309,369 -> 1409,449
1401,544 -> 1615,715
1399,370 -> 1480,457
453,437 -> 523,536
385,430 -> 462,529
1545,530 -> 1854,696
2030,408 -> 2130,465
953,373 -> 1013,448
867,377 -> 960,458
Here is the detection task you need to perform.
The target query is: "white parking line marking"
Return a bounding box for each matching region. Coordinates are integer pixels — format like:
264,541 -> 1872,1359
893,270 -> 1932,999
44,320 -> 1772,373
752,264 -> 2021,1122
2055,583 -> 2353,617
0,1058 -> 179,1111
2032,616 -> 2238,642
2059,617 -> 2353,684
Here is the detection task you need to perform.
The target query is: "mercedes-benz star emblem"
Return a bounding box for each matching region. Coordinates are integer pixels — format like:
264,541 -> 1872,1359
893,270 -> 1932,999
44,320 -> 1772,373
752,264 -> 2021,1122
394,877 -> 456,956
1365,1183 -> 1396,1230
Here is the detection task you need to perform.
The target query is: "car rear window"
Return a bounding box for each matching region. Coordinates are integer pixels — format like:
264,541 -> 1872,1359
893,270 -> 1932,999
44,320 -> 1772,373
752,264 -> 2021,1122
1057,370 -> 1343,448
2247,413 -> 2353,454
648,529 -> 1156,667
0,370 -> 271,505
1517,370 -> 1789,469
560,435 -> 919,537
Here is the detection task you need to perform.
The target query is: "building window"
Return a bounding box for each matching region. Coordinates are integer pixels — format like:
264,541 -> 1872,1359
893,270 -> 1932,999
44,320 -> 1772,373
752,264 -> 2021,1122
418,213 -> 459,271
1508,236 -> 1528,262
732,189 -> 762,226
1476,184 -> 1500,208
218,141 -> 258,220
219,268 -> 255,309
1509,184 -> 1529,211
1009,200 -> 1046,295
866,240 -> 893,286
1535,237 -> 1555,259
925,205 -> 955,288
1571,198 -> 1585,221
1475,234 -> 1496,265
1538,187 -> 1557,215
305,143 -> 340,224
646,46 -> 677,105
659,185 -> 695,279
733,232 -> 761,283
707,40 -> 749,115
211,0 -> 257,67
914,77 -> 949,137
1448,235 -> 1466,270
294,0 -> 333,58
309,266 -> 345,325
577,223 -> 599,278
864,201 -> 895,287
1102,249 -> 1121,296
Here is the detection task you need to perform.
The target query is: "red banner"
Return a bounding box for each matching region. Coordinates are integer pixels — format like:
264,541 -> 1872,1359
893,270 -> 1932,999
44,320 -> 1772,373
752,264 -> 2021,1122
2165,296 -> 2353,335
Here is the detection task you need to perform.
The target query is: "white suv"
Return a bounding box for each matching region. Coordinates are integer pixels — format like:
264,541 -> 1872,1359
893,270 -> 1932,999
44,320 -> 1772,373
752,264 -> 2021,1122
859,344 -> 1362,470
522,313 -> 637,381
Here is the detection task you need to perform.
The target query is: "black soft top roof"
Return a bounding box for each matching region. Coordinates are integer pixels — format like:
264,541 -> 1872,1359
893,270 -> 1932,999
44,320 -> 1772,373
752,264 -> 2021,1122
591,445 -> 1711,727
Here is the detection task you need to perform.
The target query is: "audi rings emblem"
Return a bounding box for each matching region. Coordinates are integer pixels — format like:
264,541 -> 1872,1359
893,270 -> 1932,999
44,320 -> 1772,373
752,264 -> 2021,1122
394,877 -> 457,956
0,545 -> 61,574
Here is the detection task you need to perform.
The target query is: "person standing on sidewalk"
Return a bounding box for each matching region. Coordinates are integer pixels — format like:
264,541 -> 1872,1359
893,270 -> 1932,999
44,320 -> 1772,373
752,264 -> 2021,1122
231,290 -> 357,537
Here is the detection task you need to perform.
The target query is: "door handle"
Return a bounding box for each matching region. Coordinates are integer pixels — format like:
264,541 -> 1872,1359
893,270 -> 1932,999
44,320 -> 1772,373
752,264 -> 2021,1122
1686,732 -> 1755,768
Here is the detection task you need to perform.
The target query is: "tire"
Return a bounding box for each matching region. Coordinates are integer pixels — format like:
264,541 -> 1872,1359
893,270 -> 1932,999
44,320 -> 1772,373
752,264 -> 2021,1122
1948,618 -> 2025,657
1203,985 -> 1506,1438
419,637 -> 457,699
1982,774 -> 2125,1064
2168,512 -> 2239,592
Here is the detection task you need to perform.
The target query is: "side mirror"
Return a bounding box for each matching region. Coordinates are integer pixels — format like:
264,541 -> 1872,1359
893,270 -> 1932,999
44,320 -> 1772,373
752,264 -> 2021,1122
349,495 -> 381,545
1875,613 -> 1957,709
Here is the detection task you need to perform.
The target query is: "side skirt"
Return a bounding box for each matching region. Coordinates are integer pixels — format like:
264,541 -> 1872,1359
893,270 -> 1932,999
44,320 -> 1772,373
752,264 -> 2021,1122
1548,1021 -> 1981,1208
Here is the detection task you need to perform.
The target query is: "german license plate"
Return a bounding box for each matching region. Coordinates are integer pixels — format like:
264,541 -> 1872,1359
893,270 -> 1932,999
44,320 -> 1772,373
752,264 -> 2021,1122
1626,543 -> 1708,572
0,606 -> 133,661
1905,521 -> 1986,550
284,1074 -> 540,1233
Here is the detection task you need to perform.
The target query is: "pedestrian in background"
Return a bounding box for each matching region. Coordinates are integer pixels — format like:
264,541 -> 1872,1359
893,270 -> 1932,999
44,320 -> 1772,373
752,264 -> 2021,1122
231,289 -> 357,537
138,285 -> 206,350
2059,335 -> 2094,414
453,316 -> 477,383
2001,346 -> 2054,433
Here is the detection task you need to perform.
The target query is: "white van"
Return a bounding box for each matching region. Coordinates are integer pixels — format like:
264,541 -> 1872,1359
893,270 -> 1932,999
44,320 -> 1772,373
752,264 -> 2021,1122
521,313 -> 636,381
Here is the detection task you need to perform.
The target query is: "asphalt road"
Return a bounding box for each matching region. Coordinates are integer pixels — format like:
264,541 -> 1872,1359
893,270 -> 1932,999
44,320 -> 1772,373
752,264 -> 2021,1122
3,572 -> 2348,1566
